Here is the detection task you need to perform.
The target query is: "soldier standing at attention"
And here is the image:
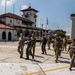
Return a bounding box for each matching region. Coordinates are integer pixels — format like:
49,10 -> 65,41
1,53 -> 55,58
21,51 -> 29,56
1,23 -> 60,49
17,33 -> 25,58
47,35 -> 51,50
68,39 -> 75,71
63,36 -> 67,51
31,33 -> 36,57
53,34 -> 61,63
41,35 -> 47,54
25,35 -> 34,60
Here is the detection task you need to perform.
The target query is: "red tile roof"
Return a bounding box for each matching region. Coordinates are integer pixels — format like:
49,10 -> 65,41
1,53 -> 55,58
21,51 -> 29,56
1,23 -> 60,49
21,6 -> 39,12
0,24 -> 13,30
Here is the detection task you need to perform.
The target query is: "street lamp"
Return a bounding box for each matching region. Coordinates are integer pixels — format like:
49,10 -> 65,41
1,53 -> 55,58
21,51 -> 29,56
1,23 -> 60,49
41,24 -> 43,37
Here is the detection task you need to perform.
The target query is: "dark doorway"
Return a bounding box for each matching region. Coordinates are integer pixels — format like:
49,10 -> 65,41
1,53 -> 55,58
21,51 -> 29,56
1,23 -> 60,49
8,32 -> 12,41
2,31 -> 6,40
25,30 -> 29,37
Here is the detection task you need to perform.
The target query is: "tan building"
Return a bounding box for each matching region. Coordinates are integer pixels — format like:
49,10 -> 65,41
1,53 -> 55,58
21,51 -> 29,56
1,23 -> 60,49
0,6 -> 48,41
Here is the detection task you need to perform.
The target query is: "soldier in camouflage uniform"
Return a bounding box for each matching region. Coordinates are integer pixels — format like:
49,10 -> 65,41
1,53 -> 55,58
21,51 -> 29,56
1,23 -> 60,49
63,36 -> 67,51
31,34 -> 36,58
25,35 -> 34,60
47,35 -> 51,50
41,35 -> 47,54
17,33 -> 25,58
53,34 -> 61,63
59,37 -> 63,56
68,39 -> 75,71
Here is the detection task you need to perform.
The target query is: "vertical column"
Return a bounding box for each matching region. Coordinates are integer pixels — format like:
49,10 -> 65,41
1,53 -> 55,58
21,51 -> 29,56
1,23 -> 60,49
39,31 -> 41,39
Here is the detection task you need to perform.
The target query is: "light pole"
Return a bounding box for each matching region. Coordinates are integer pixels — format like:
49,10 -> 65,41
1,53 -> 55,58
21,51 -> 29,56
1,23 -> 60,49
41,24 -> 43,37
5,0 -> 7,42
13,3 -> 15,42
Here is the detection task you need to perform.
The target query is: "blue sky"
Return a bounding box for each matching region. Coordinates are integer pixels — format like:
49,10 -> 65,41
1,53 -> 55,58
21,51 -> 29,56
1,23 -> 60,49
0,0 -> 75,34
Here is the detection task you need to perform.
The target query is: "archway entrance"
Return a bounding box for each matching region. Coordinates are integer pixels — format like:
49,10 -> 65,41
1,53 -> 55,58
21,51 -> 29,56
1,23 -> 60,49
2,31 -> 6,40
8,32 -> 12,41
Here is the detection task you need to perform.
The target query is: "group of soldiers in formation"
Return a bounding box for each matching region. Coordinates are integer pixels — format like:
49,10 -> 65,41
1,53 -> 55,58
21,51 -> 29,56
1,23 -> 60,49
17,33 -> 75,71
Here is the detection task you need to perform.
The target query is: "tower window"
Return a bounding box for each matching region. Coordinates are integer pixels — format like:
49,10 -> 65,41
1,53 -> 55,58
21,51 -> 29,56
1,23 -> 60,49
18,22 -> 19,24
10,20 -> 12,23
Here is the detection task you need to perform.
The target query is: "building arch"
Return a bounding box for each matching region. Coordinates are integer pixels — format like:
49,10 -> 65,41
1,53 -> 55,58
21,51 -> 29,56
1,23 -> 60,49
8,32 -> 12,41
2,31 -> 6,40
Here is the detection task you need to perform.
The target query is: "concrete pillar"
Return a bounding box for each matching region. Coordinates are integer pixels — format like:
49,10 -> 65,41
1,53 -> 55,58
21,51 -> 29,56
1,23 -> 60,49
39,31 -> 41,38
70,15 -> 75,39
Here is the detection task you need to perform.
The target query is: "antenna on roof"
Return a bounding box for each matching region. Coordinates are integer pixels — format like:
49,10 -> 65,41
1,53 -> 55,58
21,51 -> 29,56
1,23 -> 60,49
29,3 -> 31,7
20,6 -> 21,16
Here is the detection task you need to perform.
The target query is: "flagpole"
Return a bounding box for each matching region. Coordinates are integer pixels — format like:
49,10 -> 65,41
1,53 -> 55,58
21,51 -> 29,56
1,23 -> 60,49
45,17 -> 48,36
20,6 -> 21,16
5,0 -> 7,43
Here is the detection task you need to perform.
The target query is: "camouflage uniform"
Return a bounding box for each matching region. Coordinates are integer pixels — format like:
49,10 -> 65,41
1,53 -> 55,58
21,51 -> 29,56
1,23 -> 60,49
31,37 -> 36,57
68,43 -> 75,70
63,38 -> 67,51
41,37 -> 47,54
53,37 -> 61,63
60,38 -> 63,51
47,36 -> 51,50
26,39 -> 34,59
18,37 -> 25,58
59,38 -> 63,56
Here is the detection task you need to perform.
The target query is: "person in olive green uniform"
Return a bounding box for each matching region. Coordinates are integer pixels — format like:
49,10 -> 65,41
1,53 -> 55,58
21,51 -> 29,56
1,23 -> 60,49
59,37 -> 63,56
17,33 -> 25,58
53,34 -> 61,63
31,34 -> 36,57
68,39 -> 75,71
63,36 -> 67,51
47,35 -> 51,50
41,35 -> 47,54
25,35 -> 34,60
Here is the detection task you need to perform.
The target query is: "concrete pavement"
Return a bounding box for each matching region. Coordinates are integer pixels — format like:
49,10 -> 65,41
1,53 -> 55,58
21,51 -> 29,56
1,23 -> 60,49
0,42 -> 75,75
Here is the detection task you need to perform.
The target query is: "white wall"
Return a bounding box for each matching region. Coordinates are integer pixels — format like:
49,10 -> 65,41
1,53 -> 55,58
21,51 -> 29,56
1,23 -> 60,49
0,29 -> 17,41
22,10 -> 37,27
6,17 -> 22,26
70,17 -> 75,39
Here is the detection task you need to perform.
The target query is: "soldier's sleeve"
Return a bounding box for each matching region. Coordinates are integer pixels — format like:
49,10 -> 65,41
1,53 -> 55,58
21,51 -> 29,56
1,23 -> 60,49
25,40 -> 28,44
18,37 -> 20,43
68,44 -> 74,51
70,45 -> 75,49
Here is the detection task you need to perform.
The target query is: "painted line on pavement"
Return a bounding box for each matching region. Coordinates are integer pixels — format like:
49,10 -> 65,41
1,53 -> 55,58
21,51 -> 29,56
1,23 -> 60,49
24,65 -> 70,75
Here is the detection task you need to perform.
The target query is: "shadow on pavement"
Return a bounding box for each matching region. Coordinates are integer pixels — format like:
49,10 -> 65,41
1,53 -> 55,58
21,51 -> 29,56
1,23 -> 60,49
46,54 -> 54,57
31,59 -> 42,63
60,56 -> 70,60
34,55 -> 44,58
59,60 -> 70,64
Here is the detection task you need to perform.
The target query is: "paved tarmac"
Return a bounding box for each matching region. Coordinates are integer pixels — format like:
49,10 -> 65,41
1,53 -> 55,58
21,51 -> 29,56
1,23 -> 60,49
0,42 -> 75,75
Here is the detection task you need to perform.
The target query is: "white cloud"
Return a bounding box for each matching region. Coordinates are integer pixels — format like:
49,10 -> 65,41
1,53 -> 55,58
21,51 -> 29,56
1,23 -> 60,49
21,5 -> 28,10
1,0 -> 16,6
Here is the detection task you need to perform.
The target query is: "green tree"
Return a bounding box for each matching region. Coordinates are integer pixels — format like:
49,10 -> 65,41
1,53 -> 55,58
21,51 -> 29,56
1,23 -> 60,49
55,30 -> 66,37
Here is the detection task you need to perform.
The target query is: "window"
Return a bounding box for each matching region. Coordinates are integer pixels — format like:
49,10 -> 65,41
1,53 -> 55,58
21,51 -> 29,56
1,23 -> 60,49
18,22 -> 19,24
10,20 -> 12,23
